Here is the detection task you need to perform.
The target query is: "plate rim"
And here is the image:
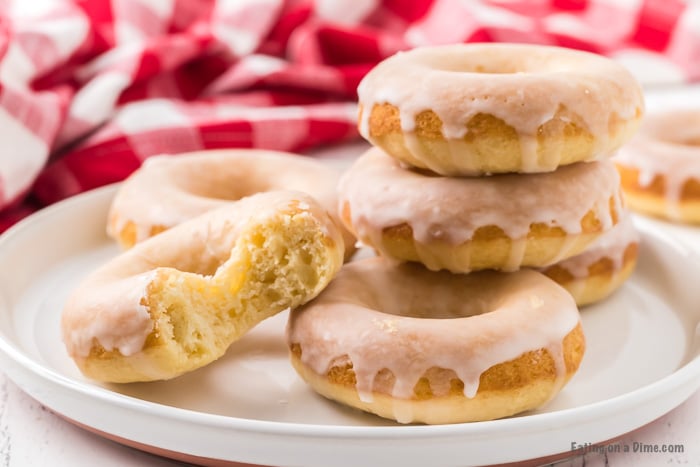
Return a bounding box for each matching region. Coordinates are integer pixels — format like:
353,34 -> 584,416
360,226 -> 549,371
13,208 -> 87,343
0,183 -> 699,458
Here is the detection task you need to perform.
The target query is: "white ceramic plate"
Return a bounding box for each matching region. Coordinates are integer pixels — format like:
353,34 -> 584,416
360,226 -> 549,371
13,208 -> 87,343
0,185 -> 699,467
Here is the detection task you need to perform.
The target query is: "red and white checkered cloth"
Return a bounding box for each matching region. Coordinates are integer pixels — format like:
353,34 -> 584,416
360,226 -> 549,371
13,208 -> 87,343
1,0 -> 698,231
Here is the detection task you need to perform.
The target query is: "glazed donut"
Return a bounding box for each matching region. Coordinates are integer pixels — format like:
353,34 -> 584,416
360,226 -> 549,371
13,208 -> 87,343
62,191 -> 344,383
287,258 -> 585,424
107,149 -> 356,259
615,110 -> 700,223
358,43 -> 644,176
338,147 -> 625,273
540,213 -> 639,306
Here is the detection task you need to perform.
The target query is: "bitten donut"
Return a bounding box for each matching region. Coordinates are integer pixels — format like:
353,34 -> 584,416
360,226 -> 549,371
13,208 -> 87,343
358,43 -> 644,176
63,191 -> 344,383
540,213 -> 639,306
615,110 -> 700,223
339,147 -> 625,273
287,258 -> 585,424
107,149 -> 356,259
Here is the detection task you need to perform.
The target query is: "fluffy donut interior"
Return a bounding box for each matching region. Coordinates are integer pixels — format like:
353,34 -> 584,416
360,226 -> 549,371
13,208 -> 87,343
148,215 -> 323,358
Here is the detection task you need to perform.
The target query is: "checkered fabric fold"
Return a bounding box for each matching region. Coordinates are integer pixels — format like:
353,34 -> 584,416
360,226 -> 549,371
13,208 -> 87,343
1,0 -> 698,231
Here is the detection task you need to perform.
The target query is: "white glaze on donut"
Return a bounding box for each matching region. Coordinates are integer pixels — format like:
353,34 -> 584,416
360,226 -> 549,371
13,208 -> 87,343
615,110 -> 700,220
66,272 -> 156,358
287,258 -> 580,420
358,43 -> 644,172
550,212 -> 638,279
339,147 -> 623,270
108,149 -> 348,245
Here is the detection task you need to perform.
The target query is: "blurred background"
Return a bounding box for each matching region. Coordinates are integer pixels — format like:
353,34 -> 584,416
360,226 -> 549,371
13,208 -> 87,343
0,0 -> 698,230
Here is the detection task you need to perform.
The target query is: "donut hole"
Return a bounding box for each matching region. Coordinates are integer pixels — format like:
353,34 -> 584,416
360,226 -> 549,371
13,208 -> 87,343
166,160 -> 277,201
352,263 -> 514,319
423,56 -> 521,74
417,47 -> 582,75
145,153 -> 339,208
444,64 -> 517,74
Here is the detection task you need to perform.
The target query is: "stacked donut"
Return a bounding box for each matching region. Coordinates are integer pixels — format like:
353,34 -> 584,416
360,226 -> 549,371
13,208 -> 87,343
347,43 -> 645,305
288,44 -> 645,424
